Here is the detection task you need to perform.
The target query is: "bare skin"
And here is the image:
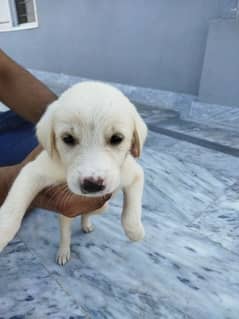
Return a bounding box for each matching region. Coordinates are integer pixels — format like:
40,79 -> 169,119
0,50 -> 110,216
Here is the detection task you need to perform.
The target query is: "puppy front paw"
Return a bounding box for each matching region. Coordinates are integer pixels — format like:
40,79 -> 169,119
0,212 -> 21,252
81,216 -> 94,233
123,222 -> 145,241
82,223 -> 94,233
56,246 -> 71,265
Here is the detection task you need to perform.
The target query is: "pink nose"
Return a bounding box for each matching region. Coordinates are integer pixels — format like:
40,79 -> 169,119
80,177 -> 105,194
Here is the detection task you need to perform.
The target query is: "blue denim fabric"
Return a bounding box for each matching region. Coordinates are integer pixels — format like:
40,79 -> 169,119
0,111 -> 38,166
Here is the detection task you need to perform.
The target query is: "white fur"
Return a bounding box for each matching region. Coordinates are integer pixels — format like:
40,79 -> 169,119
0,82 -> 147,264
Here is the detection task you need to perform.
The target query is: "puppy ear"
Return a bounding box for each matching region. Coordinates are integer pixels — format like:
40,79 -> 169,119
36,100 -> 58,158
131,107 -> 148,158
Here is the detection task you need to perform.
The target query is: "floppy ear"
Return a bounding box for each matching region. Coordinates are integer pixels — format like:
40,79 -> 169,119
36,100 -> 59,158
131,107 -> 148,158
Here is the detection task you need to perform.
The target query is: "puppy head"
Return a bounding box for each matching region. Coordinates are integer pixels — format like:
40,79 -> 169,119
36,82 -> 147,197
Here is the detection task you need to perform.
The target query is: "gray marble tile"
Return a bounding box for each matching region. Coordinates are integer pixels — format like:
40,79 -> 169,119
145,130 -> 239,186
158,118 -> 239,150
187,101 -> 239,132
0,237 -> 87,318
158,135 -> 239,182
1,70 -> 239,319
32,68 -> 238,131
131,101 -> 239,153
18,208 -> 239,319
189,180 -> 239,254
141,147 -> 227,223
30,69 -> 195,116
15,133 -> 239,319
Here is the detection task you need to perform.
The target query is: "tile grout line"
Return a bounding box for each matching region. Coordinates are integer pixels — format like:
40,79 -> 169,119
150,126 -> 239,158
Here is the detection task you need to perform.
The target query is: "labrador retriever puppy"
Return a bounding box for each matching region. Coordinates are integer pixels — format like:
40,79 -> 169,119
0,82 -> 147,265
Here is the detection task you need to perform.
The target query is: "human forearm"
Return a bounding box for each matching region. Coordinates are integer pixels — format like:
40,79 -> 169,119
0,50 -> 56,123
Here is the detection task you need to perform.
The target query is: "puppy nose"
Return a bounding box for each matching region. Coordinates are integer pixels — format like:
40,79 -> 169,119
80,177 -> 105,194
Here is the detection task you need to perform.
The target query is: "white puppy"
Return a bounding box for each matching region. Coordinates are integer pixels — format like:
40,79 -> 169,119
0,82 -> 147,265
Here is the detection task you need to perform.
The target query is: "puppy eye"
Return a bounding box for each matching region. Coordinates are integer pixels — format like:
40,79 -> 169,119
110,133 -> 124,145
62,134 -> 77,146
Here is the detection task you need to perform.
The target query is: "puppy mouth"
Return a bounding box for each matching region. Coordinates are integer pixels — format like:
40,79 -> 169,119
68,183 -> 114,197
79,191 -> 112,198
79,189 -> 109,197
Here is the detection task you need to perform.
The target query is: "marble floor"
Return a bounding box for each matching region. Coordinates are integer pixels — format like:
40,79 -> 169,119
0,72 -> 239,319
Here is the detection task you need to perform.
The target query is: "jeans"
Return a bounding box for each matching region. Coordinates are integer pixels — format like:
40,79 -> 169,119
0,111 -> 38,166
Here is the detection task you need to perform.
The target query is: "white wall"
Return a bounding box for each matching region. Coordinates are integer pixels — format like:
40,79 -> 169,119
0,0 -> 237,95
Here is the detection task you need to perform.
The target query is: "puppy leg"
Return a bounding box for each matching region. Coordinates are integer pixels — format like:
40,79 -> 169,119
121,158 -> 145,241
0,151 -> 64,252
56,215 -> 72,265
57,204 -> 109,265
81,202 -> 108,233
81,214 -> 94,233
